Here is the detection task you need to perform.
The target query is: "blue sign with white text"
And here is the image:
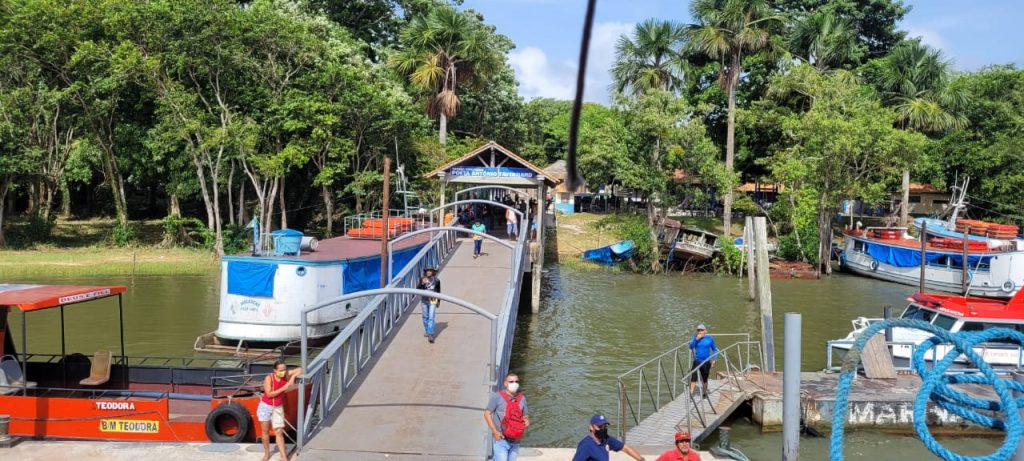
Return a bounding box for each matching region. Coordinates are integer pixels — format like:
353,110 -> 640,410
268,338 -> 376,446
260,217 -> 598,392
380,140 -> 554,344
449,166 -> 534,178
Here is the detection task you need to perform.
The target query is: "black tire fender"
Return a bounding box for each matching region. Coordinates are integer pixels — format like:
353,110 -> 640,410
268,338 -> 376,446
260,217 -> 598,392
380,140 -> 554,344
205,401 -> 251,443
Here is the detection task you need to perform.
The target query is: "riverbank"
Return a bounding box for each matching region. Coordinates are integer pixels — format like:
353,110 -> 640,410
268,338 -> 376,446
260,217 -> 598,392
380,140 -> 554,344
0,246 -> 218,277
3,440 -> 712,460
0,218 -> 219,277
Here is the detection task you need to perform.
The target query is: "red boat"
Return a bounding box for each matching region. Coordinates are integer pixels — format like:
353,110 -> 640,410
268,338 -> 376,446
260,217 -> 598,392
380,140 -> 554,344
0,284 -> 300,443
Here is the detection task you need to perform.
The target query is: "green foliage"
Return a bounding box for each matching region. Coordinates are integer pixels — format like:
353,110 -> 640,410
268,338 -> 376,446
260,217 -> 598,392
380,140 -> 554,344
713,240 -> 744,275
111,222 -> 141,247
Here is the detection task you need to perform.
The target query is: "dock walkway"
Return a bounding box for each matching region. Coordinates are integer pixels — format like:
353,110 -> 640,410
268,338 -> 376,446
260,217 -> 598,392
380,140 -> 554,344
626,374 -> 765,446
301,237 -> 514,459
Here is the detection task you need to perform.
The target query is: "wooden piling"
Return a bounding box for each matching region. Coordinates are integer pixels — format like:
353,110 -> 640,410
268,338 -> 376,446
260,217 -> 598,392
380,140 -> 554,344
380,157 -> 391,288
962,226 -> 970,295
746,217 -> 756,301
754,217 -> 775,372
919,221 -> 927,293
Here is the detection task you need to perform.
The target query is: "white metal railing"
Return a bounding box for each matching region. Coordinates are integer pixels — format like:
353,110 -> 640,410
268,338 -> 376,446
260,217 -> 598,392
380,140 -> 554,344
615,334 -> 764,441
295,201 -> 530,451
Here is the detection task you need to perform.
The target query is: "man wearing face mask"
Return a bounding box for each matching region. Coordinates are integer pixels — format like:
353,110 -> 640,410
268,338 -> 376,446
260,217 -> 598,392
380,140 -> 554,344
485,373 -> 530,461
259,360 -> 302,461
571,414 -> 645,461
655,432 -> 701,461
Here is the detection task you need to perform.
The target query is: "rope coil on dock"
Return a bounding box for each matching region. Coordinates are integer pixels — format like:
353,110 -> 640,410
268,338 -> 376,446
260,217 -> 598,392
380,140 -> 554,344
830,318 -> 1024,461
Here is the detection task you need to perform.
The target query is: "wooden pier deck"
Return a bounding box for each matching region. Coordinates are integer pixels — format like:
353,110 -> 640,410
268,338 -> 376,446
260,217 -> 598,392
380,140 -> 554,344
299,238 -> 514,460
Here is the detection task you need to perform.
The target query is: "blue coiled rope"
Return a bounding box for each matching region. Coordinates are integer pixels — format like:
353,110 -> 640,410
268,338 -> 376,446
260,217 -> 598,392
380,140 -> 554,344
830,318 -> 1024,461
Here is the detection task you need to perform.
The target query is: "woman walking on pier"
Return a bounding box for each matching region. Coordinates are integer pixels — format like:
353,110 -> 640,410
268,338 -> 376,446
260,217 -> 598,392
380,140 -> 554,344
418,267 -> 441,343
259,360 -> 302,461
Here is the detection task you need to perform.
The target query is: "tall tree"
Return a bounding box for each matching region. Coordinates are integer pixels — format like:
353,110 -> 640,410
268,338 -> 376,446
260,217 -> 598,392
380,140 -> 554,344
390,6 -> 503,145
611,19 -> 688,96
768,65 -> 927,274
771,0 -> 909,60
787,10 -> 862,70
686,0 -> 782,235
863,39 -> 968,226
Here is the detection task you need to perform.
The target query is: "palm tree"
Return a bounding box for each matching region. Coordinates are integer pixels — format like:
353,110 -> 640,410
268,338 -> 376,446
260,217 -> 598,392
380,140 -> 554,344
391,7 -> 502,145
788,10 -> 862,71
685,0 -> 781,236
611,19 -> 687,96
865,39 -> 968,226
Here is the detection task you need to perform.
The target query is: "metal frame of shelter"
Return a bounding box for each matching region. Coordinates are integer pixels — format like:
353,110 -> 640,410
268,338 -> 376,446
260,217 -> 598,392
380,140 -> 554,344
1,286 -> 128,395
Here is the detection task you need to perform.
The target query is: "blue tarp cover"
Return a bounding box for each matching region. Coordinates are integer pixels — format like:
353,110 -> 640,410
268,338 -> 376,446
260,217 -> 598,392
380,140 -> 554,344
343,245 -> 424,294
227,261 -> 278,297
583,240 -> 635,265
865,242 -> 990,268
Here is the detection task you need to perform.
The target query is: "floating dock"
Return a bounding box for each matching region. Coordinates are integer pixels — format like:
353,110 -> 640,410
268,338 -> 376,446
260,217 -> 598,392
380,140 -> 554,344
627,370 -> 1000,446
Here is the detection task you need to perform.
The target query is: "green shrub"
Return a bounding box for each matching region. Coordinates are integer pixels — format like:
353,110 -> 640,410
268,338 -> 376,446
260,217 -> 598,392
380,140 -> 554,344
111,222 -> 141,247
161,215 -> 249,254
777,227 -> 819,265
713,240 -> 744,275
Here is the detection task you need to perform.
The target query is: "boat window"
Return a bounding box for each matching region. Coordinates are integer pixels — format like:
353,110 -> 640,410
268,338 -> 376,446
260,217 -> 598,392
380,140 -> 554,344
901,305 -> 936,323
853,241 -> 865,252
928,256 -> 950,268
960,322 -> 984,332
933,314 -> 958,330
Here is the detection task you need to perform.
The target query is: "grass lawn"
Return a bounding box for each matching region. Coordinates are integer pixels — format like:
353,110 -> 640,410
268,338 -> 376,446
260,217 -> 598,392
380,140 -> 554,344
1,219 -> 219,278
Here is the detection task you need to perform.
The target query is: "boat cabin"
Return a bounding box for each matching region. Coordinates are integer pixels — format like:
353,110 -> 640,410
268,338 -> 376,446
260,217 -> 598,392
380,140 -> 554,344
0,284 -> 295,443
899,291 -> 1024,334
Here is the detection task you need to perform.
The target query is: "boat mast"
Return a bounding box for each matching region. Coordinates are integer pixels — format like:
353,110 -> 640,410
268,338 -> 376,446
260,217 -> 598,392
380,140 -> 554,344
946,177 -> 970,230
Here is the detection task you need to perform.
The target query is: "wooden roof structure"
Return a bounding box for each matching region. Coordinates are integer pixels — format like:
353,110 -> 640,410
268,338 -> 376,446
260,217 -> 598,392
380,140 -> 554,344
424,141 -> 559,187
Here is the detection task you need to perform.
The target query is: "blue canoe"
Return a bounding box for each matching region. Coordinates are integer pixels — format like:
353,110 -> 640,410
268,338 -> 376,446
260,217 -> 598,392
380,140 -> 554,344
582,240 -> 635,265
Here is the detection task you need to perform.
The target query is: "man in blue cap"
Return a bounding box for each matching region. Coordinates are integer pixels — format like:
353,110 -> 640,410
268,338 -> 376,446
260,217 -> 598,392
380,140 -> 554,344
571,414 -> 645,461
688,323 -> 718,398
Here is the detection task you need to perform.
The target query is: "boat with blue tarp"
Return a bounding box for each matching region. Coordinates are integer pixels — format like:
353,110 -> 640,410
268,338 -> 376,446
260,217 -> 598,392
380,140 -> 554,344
582,240 -> 635,265
195,224 -> 431,354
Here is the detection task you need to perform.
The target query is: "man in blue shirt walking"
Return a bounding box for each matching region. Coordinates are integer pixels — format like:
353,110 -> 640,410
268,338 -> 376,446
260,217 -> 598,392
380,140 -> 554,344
571,414 -> 645,461
688,323 -> 718,398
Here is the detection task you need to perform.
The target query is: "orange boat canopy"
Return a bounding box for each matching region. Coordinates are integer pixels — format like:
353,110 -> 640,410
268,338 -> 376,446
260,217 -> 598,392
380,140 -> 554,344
0,284 -> 128,311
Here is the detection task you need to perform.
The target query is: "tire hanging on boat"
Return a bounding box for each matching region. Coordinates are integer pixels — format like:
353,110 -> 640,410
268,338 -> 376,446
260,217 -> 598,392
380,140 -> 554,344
205,401 -> 252,443
1003,280 -> 1016,293
869,260 -> 879,271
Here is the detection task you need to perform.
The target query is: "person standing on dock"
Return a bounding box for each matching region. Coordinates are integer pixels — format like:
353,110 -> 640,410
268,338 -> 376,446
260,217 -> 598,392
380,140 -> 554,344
484,373 -> 530,461
418,267 -> 441,343
688,324 -> 718,398
506,207 -> 519,240
655,432 -> 701,461
571,414 -> 645,461
472,220 -> 487,259
259,360 -> 302,461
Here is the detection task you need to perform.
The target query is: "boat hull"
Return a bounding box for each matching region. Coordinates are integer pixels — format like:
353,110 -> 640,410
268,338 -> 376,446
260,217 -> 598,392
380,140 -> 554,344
830,341 -> 1024,369
841,236 -> 1024,298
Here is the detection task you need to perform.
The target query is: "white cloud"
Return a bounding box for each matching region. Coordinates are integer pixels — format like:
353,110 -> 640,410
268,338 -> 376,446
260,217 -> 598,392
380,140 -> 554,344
904,25 -> 950,54
508,21 -> 634,104
508,47 -> 577,100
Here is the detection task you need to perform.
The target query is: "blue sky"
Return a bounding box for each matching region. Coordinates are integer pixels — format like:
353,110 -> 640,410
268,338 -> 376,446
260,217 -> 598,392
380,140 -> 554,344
459,0 -> 1024,103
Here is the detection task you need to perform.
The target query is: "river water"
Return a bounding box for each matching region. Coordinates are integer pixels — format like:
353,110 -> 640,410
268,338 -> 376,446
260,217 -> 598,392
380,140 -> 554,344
3,268 -> 1004,459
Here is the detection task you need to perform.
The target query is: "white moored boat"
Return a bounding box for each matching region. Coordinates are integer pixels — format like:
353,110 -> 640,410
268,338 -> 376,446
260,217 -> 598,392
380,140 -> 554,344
828,290 -> 1024,370
198,225 -> 429,351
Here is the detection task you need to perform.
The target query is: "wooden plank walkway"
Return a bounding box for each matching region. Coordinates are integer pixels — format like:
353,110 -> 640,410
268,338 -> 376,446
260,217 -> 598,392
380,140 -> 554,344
300,237 -> 515,459
625,373 -> 765,446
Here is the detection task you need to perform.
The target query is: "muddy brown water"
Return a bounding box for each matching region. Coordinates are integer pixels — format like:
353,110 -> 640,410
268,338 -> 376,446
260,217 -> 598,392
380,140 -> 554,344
3,268 -> 1005,458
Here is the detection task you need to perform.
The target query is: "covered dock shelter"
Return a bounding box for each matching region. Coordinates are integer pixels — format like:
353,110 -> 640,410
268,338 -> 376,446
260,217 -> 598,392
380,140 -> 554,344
424,141 -> 558,312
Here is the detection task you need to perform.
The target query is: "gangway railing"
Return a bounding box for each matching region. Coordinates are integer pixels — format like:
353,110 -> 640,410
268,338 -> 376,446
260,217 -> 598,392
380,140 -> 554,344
616,335 -> 765,440
296,200 -> 529,451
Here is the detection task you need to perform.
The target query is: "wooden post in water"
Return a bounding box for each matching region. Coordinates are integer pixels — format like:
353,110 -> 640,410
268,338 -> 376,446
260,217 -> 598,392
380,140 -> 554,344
962,225 -> 970,295
919,221 -> 927,293
754,217 -> 775,372
380,157 -> 391,288
746,217 -> 756,301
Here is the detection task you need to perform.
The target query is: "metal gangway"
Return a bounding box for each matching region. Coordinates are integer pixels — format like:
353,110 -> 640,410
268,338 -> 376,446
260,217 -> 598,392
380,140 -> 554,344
295,199 -> 530,459
617,335 -> 767,447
